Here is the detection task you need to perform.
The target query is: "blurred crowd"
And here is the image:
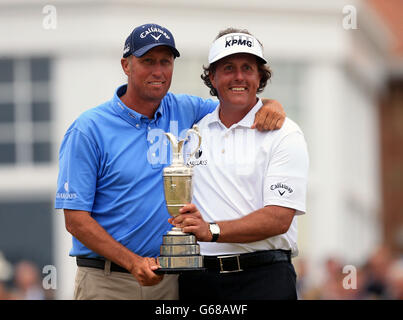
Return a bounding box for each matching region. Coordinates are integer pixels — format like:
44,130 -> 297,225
295,245 -> 403,300
0,253 -> 52,300
1,246 -> 402,300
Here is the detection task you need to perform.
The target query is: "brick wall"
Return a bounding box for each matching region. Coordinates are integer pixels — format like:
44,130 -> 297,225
379,79 -> 403,255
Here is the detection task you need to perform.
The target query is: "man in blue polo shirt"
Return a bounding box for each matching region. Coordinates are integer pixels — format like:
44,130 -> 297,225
55,23 -> 285,300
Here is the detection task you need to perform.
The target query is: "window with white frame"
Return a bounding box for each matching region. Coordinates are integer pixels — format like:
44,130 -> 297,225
0,57 -> 52,165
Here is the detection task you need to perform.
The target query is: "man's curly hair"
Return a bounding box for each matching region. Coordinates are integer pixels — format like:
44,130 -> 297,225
201,28 -> 272,97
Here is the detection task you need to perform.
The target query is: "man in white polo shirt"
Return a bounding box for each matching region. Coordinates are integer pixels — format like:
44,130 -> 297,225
170,28 -> 309,300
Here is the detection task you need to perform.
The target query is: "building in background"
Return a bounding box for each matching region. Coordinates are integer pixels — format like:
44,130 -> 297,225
368,0 -> 403,260
0,0 -> 401,299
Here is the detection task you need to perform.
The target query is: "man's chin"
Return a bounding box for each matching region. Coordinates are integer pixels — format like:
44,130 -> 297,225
227,97 -> 250,106
148,88 -> 170,100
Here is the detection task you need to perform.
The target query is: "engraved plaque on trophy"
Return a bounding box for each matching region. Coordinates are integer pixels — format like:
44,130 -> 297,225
156,125 -> 205,273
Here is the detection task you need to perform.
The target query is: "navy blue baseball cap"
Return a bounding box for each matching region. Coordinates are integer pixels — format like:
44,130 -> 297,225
123,23 -> 180,58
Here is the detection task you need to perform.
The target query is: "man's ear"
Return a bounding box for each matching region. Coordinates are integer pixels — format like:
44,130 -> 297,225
121,57 -> 130,77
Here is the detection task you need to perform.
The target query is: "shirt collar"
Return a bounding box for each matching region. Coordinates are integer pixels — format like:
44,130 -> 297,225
111,84 -> 163,129
207,98 -> 263,129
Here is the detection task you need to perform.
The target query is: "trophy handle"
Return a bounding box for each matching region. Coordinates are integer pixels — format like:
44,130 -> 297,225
184,125 -> 202,158
164,126 -> 201,164
164,132 -> 178,154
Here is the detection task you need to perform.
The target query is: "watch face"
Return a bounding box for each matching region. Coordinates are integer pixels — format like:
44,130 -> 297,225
210,223 -> 220,235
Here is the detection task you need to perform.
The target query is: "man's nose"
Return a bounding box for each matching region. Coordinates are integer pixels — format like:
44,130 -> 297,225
233,68 -> 245,81
151,63 -> 163,77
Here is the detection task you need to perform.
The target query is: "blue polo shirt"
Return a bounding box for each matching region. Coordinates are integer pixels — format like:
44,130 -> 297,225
55,84 -> 218,258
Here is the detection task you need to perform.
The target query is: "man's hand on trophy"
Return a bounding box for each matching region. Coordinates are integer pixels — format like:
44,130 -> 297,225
168,203 -> 213,242
128,255 -> 164,285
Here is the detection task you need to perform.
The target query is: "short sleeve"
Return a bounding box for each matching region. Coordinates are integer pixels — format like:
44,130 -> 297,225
194,97 -> 218,123
263,132 -> 309,215
174,94 -> 218,124
55,128 -> 100,211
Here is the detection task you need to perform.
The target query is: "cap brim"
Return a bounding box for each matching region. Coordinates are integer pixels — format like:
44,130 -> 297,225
133,43 -> 180,58
209,47 -> 267,64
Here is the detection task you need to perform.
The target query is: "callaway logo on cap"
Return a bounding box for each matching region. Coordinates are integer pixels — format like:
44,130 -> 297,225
123,23 -> 180,58
208,33 -> 267,64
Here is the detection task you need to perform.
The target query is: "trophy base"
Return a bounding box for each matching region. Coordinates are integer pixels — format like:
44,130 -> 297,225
157,229 -> 205,274
155,267 -> 206,274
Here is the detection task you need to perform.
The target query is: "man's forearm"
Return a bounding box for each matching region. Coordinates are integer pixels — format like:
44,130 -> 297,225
175,204 -> 296,243
64,210 -> 140,271
215,206 -> 295,243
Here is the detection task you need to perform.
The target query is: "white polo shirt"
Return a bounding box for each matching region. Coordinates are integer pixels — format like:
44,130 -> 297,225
186,99 -> 309,257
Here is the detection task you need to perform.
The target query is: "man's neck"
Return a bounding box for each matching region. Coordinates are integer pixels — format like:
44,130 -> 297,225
120,87 -> 161,119
218,98 -> 258,128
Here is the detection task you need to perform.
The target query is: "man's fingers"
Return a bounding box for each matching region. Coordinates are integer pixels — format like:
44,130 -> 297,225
253,99 -> 286,131
172,215 -> 184,225
179,203 -> 196,214
182,225 -> 198,234
147,259 -> 163,283
173,216 -> 194,229
252,109 -> 268,131
149,258 -> 161,270
266,115 -> 278,131
182,216 -> 199,227
133,258 -> 164,286
276,116 -> 285,129
263,112 -> 285,131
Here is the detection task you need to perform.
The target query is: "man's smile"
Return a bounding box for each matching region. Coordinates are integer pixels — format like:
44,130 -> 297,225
230,86 -> 247,92
148,81 -> 165,85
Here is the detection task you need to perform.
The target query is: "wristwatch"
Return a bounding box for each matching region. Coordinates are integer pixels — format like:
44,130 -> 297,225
209,223 -> 220,242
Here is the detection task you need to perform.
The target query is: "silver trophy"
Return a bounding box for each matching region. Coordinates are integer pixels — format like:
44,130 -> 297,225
156,125 -> 205,273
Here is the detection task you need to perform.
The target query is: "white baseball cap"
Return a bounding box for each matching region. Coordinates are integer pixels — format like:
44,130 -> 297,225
208,32 -> 267,64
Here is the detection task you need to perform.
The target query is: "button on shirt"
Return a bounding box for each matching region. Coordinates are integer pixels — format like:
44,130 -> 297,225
55,84 -> 217,258
187,99 -> 309,257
